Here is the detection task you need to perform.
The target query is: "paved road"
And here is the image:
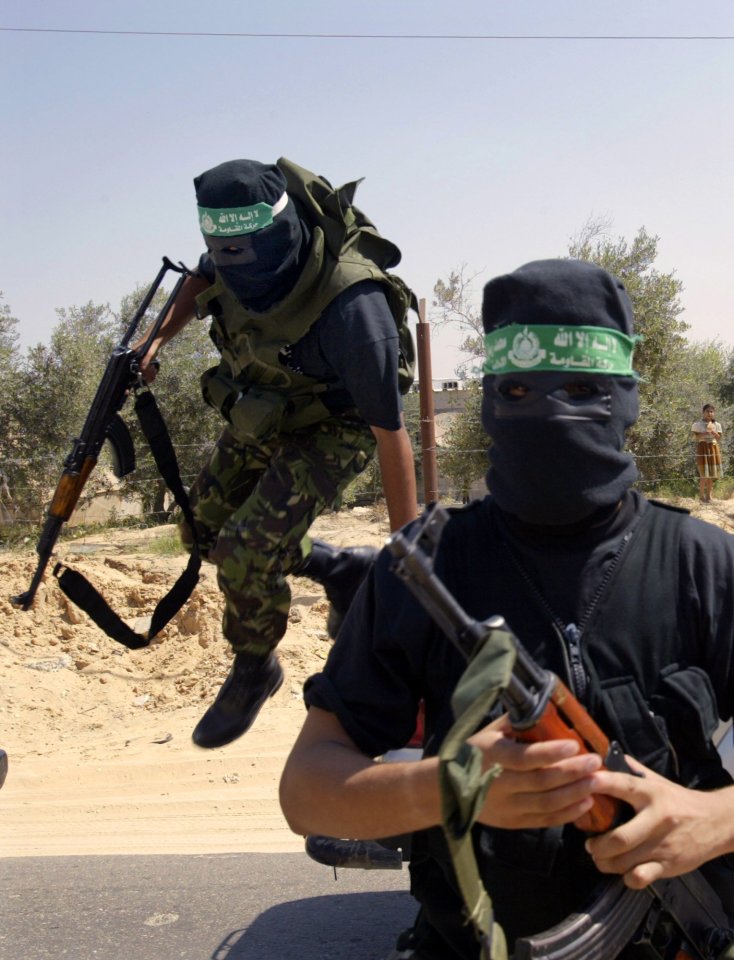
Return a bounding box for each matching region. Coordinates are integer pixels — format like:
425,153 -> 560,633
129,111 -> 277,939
0,852 -> 416,960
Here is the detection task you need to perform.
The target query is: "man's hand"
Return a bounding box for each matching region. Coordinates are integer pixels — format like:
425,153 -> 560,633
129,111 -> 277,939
585,759 -> 734,889
470,716 -> 602,830
132,273 -> 210,385
137,348 -> 161,385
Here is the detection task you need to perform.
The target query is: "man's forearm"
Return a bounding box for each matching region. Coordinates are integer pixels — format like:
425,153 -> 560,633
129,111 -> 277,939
279,709 -> 441,838
280,708 -> 606,841
281,748 -> 442,839
135,273 -> 208,361
371,422 -> 418,531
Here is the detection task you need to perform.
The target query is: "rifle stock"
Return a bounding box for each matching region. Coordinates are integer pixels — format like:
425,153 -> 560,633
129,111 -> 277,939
11,256 -> 190,612
387,504 -> 734,960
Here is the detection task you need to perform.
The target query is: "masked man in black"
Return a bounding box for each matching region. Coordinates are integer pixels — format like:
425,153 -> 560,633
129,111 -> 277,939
280,258 -> 734,958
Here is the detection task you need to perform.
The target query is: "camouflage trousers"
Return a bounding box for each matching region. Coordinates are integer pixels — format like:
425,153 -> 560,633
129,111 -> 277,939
180,413 -> 376,655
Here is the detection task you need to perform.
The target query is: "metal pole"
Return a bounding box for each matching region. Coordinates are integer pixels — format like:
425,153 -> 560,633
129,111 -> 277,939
416,298 -> 439,504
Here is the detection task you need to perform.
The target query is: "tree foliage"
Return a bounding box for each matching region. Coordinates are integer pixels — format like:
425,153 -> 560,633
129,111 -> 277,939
5,301 -> 116,520
0,294 -> 20,434
342,387 -> 423,507
432,264 -> 485,373
0,293 -> 20,370
567,227 -> 691,486
1,282 -> 220,526
437,380 -> 487,501
0,295 -> 21,522
4,223 -> 733,532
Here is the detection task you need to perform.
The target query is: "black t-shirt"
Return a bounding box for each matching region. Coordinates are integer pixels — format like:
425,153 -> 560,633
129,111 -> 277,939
304,492 -> 734,956
285,279 -> 403,429
199,253 -> 403,430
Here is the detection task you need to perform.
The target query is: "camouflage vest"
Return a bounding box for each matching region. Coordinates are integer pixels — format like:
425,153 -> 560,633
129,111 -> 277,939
196,157 -> 416,441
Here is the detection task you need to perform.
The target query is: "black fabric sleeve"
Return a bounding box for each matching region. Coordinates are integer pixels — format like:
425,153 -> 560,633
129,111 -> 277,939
303,553 -> 425,757
291,280 -> 404,430
303,505 -> 492,759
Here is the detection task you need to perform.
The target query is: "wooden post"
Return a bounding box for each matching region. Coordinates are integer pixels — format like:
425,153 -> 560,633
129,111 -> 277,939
416,298 -> 439,504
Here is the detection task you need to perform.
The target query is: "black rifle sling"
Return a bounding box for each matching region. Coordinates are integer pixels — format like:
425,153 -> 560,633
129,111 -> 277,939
54,388 -> 201,650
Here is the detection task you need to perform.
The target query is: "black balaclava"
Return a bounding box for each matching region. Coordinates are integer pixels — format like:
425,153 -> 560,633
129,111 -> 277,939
481,259 -> 640,526
194,159 -> 309,311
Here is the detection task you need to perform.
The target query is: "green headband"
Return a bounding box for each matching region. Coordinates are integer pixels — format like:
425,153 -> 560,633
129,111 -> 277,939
484,324 -> 639,376
198,192 -> 289,237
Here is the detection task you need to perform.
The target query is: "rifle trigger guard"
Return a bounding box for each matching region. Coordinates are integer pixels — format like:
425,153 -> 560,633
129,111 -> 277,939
52,562 -> 67,580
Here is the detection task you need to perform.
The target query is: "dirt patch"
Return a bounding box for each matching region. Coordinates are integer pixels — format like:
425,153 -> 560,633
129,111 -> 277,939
0,506 -> 389,856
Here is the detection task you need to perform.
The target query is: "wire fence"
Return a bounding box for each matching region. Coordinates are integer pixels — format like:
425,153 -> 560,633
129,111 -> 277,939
1,443 -> 728,533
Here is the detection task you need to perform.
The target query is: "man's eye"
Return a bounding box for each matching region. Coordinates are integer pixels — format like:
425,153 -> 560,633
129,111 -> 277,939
563,382 -> 599,399
222,246 -> 244,255
498,383 -> 530,400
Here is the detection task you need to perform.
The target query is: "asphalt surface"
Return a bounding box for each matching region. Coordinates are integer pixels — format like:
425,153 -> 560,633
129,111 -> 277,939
0,852 -> 416,960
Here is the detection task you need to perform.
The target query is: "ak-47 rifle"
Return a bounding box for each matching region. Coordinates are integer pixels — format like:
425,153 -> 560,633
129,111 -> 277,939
387,504 -> 734,960
11,257 -> 200,650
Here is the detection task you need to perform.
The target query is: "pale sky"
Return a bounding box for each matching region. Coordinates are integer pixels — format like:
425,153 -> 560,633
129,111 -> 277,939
2,0 -> 732,378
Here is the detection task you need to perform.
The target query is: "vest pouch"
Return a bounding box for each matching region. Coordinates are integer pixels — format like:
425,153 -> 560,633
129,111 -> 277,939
598,677 -> 672,776
280,390 -> 336,433
652,665 -> 718,741
228,387 -> 287,444
200,365 -> 288,444
200,364 -> 240,420
649,665 -> 727,789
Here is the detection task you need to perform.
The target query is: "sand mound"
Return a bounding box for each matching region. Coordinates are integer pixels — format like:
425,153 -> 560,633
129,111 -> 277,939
0,507 -> 389,856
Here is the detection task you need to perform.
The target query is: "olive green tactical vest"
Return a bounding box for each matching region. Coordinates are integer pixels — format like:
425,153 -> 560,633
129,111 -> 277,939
196,157 -> 416,441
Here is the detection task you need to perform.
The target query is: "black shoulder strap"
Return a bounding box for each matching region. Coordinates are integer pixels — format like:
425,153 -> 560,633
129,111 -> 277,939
54,388 -> 201,650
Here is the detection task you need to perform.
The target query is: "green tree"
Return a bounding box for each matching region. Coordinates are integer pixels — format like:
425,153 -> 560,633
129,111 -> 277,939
342,388 -> 422,508
0,294 -> 21,522
720,353 -> 734,409
567,226 -> 691,488
437,379 -> 487,501
569,226 -> 688,388
7,301 -> 116,521
431,268 -> 487,497
719,355 -> 734,472
680,341 -> 733,479
7,282 -> 221,526
0,293 -> 20,369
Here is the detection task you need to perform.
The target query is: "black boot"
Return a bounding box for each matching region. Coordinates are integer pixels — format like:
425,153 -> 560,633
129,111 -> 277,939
301,539 -> 378,638
192,651 -> 284,749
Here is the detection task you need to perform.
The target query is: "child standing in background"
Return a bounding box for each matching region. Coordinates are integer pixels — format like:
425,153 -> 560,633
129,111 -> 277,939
692,403 -> 723,502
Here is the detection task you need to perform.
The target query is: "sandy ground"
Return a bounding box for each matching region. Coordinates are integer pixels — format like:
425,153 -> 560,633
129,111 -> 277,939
0,506 -> 390,858
2,497 -> 733,860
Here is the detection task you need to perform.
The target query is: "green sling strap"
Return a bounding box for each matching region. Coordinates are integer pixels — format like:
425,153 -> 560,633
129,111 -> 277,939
438,622 -> 517,960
